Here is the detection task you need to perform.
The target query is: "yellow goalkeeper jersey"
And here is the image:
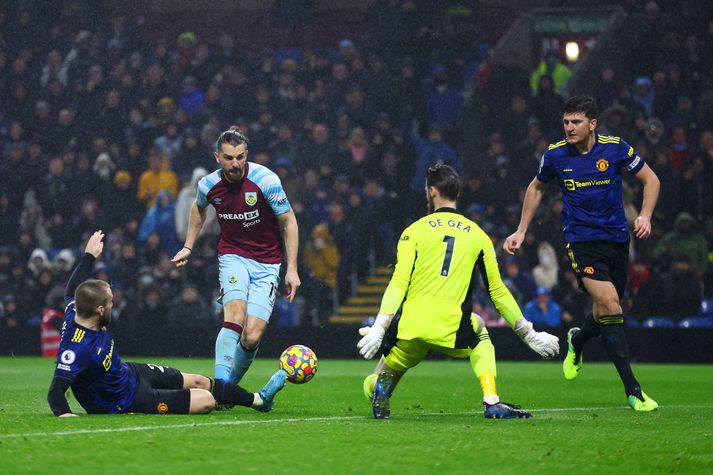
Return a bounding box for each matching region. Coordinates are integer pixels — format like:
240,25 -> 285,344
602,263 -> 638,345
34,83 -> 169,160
379,207 -> 523,348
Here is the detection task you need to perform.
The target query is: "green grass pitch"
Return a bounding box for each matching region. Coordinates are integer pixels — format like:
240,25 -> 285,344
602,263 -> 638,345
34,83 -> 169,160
1,357 -> 712,474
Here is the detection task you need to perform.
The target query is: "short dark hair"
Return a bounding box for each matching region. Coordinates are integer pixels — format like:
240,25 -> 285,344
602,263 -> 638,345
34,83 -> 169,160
75,280 -> 111,317
426,164 -> 460,201
216,126 -> 249,150
562,95 -> 598,119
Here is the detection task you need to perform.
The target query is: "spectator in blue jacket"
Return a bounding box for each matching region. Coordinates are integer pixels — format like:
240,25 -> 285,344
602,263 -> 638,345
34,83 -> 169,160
523,287 -> 563,328
408,123 -> 461,193
138,190 -> 180,256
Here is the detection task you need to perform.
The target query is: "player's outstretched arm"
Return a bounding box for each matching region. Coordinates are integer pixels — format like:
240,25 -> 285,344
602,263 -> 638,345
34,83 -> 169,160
480,237 -> 559,358
632,164 -> 660,240
504,178 -> 546,255
277,209 -> 301,302
172,201 -> 206,268
65,230 -> 104,299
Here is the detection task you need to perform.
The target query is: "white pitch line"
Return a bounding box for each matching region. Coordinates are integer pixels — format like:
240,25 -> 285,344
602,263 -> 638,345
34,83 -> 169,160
2,404 -> 711,439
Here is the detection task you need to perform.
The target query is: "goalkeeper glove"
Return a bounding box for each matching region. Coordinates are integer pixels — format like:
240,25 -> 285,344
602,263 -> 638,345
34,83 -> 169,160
514,319 -> 560,358
357,314 -> 392,359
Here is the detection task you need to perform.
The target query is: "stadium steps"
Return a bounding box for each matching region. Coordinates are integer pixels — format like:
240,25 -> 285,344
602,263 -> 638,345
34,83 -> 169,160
327,265 -> 393,324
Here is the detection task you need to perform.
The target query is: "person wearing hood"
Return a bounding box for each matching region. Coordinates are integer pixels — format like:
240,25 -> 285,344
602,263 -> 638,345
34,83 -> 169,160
138,190 -> 180,256
94,152 -> 116,182
28,248 -> 50,277
654,212 -> 709,277
175,167 -> 217,241
632,76 -> 655,117
533,241 -> 559,289
53,249 -> 76,283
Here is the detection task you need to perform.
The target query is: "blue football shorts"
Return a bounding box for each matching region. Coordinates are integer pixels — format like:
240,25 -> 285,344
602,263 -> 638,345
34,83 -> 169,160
218,254 -> 281,321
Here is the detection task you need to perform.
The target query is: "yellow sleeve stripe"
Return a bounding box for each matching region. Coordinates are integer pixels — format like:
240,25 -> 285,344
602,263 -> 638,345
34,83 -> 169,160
548,139 -> 567,150
597,135 -> 621,144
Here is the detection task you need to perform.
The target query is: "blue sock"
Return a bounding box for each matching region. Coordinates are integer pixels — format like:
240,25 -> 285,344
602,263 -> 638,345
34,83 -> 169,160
231,341 -> 258,385
214,324 -> 241,382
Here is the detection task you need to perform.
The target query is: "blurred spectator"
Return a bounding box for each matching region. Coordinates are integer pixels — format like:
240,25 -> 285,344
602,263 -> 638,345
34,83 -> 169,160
175,167 -> 218,241
137,147 -> 179,209
551,268 -> 589,323
632,256 -> 703,321
532,242 -> 559,289
654,212 -> 709,277
522,287 -> 563,328
408,123 -> 461,193
138,191 -> 180,256
426,65 -> 463,131
531,75 -> 564,135
502,256 -> 537,304
302,223 -> 340,325
167,284 -> 212,349
530,51 -> 571,96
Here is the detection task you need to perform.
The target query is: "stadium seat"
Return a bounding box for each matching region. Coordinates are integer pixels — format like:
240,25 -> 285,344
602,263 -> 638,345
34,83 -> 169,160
626,319 -> 639,328
641,317 -> 676,328
678,316 -> 713,329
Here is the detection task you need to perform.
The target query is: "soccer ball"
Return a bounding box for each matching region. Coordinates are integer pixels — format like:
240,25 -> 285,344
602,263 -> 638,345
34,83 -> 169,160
279,345 -> 318,384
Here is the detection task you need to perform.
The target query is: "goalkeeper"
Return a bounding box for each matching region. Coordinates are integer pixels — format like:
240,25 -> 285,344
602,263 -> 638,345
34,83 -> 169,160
357,165 -> 559,419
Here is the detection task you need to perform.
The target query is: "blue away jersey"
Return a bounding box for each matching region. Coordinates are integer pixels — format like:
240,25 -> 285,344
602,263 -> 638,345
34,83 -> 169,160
52,298 -> 138,414
536,134 -> 645,243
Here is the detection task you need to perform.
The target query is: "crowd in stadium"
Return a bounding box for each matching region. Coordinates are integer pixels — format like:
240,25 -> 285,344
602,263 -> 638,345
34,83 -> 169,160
1,1 -> 712,355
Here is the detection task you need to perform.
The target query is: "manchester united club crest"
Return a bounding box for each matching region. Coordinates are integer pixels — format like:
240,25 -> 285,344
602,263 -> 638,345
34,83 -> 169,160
245,192 -> 257,206
595,159 -> 609,172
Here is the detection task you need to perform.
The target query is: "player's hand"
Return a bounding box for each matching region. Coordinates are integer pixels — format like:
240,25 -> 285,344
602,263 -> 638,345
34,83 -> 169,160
503,230 -> 525,255
514,319 -> 559,358
633,215 -> 651,239
357,314 -> 392,359
84,230 -> 104,258
283,267 -> 301,302
59,413 -> 78,417
171,247 -> 192,268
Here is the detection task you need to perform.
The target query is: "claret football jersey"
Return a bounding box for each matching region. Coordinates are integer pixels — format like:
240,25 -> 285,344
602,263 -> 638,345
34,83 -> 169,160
197,162 -> 292,264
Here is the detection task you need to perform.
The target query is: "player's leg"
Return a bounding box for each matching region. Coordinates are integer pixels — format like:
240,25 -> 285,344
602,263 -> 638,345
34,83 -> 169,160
232,316 -> 268,384
437,315 -> 531,418
563,242 -> 599,379
363,314 -> 403,400
371,339 -> 427,419
216,255 -> 249,383
583,277 -> 657,411
363,356 -> 407,400
183,372 -> 286,412
231,260 -> 280,384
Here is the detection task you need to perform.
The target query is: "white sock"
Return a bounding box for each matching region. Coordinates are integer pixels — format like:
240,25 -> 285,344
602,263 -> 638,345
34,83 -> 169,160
483,395 -> 500,405
251,393 -> 264,409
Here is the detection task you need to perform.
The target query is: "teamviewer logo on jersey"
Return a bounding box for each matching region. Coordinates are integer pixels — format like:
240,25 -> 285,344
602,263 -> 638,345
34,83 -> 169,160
245,192 -> 257,206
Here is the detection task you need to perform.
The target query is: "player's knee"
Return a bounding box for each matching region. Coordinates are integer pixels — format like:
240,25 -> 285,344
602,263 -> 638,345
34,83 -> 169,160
594,296 -> 621,317
241,331 -> 261,349
191,390 -> 216,414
